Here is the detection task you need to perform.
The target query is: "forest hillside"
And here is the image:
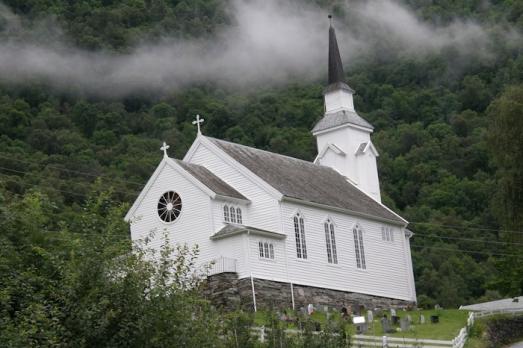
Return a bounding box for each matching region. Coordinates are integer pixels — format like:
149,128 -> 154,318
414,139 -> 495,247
0,0 -> 522,325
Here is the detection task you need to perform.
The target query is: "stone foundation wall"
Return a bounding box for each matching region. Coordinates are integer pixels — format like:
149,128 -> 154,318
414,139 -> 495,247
204,273 -> 415,312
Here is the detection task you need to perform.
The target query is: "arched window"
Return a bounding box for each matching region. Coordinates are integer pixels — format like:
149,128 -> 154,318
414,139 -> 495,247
353,225 -> 366,269
324,219 -> 338,264
293,213 -> 307,259
223,205 -> 230,222
236,208 -> 242,224
230,206 -> 237,223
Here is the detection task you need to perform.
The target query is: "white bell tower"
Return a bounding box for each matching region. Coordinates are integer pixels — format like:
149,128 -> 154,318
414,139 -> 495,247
312,21 -> 381,202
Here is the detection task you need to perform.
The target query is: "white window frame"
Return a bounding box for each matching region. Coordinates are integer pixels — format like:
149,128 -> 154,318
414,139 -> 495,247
258,240 -> 275,260
223,205 -> 230,222
236,207 -> 242,224
324,218 -> 338,264
293,213 -> 307,259
223,204 -> 243,224
353,224 -> 366,269
381,226 -> 394,242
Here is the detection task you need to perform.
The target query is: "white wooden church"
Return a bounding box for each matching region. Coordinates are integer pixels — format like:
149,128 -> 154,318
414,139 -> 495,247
125,24 -> 416,310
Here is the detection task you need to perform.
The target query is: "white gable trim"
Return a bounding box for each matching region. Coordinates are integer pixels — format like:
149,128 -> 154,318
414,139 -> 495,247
355,141 -> 379,157
184,136 -> 284,200
314,143 -> 346,164
124,156 -> 233,222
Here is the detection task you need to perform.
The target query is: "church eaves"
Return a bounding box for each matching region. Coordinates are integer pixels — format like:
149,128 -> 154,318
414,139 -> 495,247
312,109 -> 374,133
206,137 -> 405,224
173,159 -> 247,201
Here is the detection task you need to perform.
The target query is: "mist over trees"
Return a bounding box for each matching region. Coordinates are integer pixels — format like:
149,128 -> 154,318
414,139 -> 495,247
0,0 -> 523,344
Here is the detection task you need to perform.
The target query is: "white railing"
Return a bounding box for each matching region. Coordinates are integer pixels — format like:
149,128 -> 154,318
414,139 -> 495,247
353,334 -> 453,348
208,256 -> 237,275
473,308 -> 523,318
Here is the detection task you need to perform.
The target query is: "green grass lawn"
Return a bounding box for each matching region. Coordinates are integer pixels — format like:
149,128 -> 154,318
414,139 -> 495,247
254,309 -> 469,340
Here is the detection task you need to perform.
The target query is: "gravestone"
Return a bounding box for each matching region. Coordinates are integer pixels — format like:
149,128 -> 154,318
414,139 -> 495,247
407,314 -> 412,323
307,304 -> 314,315
391,315 -> 400,325
400,317 -> 410,332
420,314 -> 425,324
356,323 -> 368,334
367,310 -> 374,324
381,317 -> 394,333
390,308 -> 397,317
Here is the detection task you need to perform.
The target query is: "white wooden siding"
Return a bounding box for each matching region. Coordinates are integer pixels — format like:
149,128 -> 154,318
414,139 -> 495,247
213,234 -> 249,277
129,162 -> 216,270
188,142 -> 281,234
247,235 -> 287,281
279,201 -> 416,301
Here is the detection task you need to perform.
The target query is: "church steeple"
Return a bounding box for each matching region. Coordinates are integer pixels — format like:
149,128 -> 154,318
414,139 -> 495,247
312,18 -> 381,202
328,22 -> 348,86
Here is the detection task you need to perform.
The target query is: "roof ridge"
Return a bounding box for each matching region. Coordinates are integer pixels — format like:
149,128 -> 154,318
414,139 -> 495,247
204,136 -> 322,167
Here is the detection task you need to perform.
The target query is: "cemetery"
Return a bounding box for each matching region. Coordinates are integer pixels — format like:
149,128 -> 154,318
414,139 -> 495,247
253,307 -> 470,340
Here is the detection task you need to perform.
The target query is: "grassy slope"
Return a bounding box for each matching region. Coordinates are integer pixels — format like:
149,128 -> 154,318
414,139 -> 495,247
255,309 -> 469,340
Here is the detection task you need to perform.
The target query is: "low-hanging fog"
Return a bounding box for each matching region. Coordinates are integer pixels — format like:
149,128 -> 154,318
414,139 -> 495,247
0,0 -> 519,97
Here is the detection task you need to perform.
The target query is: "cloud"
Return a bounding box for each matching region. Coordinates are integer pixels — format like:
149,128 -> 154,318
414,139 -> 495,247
0,0 -> 518,97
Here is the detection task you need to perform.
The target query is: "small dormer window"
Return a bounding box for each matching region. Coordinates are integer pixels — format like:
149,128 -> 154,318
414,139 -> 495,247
223,204 -> 243,224
236,208 -> 242,224
230,207 -> 237,223
223,205 -> 230,222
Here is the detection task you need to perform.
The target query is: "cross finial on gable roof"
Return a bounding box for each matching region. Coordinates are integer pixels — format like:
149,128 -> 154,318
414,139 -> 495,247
160,141 -> 170,158
192,114 -> 205,134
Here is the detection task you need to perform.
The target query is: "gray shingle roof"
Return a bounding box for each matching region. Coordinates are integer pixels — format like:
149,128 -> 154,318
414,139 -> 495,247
210,223 -> 286,240
207,137 -> 404,224
312,110 -> 374,134
173,159 -> 247,201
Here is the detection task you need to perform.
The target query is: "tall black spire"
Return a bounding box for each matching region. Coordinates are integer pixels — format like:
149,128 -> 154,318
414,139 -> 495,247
328,18 -> 346,85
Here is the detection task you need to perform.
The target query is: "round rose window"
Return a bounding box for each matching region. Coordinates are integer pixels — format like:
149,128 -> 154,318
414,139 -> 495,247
157,191 -> 182,223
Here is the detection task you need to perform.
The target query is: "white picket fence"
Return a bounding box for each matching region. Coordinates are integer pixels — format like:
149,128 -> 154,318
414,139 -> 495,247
252,308 -> 523,347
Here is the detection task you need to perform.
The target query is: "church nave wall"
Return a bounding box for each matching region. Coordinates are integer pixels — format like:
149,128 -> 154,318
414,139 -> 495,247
279,201 -> 416,302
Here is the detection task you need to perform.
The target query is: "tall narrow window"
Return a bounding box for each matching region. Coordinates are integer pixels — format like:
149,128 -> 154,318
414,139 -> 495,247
324,220 -> 338,264
236,208 -> 242,224
230,206 -> 236,223
223,205 -> 230,222
353,225 -> 366,269
259,242 -> 264,257
269,244 -> 274,259
293,213 -> 307,259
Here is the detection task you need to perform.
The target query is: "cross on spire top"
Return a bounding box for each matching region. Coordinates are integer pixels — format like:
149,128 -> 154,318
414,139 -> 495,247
192,114 -> 205,134
160,141 -> 170,158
